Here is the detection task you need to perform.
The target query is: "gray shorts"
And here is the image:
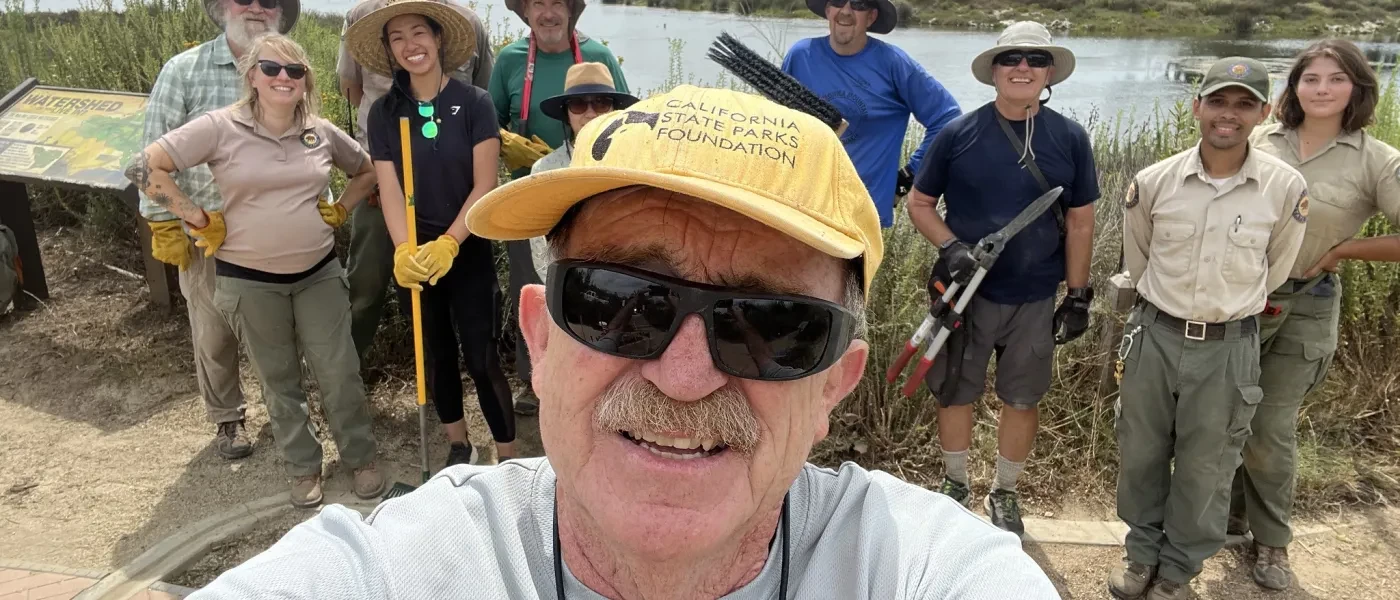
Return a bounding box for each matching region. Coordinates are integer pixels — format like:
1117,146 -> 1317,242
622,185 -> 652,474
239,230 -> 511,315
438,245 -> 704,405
922,295 -> 1055,409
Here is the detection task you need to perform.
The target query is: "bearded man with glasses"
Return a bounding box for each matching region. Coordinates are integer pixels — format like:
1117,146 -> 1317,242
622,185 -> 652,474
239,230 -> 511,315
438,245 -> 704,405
781,0 -> 961,229
189,86 -> 1059,599
136,0 -> 299,461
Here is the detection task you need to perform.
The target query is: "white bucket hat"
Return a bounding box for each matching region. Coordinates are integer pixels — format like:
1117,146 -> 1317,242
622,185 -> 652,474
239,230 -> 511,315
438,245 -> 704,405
971,21 -> 1075,87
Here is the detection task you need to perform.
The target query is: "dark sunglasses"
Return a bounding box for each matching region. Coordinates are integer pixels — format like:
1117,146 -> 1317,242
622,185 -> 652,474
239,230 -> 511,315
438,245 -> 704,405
994,50 -> 1054,69
256,59 -> 307,80
566,96 -> 615,115
547,260 -> 856,382
828,0 -> 876,10
233,0 -> 279,9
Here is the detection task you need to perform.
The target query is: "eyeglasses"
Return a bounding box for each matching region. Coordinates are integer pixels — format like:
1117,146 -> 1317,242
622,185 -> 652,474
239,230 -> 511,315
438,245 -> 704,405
566,96 -> 615,115
418,102 -> 438,139
233,0 -> 279,9
994,50 -> 1054,69
546,260 -> 856,382
827,0 -> 876,10
256,59 -> 307,80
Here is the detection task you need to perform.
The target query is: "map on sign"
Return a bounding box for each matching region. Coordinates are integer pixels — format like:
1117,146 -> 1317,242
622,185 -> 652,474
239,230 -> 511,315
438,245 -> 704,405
0,86 -> 148,190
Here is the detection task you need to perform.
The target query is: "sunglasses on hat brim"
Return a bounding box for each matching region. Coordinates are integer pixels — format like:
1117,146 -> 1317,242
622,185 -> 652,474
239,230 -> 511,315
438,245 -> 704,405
546,260 -> 857,382
994,50 -> 1054,69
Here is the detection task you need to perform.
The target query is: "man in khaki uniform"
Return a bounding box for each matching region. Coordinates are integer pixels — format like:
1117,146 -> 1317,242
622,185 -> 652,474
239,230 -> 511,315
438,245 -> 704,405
1109,57 -> 1309,600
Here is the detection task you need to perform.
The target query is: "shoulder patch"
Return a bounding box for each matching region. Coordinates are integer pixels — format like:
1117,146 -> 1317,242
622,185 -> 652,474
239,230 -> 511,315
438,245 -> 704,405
1124,180 -> 1140,209
1293,188 -> 1309,223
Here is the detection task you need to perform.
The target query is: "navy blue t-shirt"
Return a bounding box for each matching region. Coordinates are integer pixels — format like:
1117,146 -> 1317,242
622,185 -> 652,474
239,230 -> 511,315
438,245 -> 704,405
914,102 -> 1099,305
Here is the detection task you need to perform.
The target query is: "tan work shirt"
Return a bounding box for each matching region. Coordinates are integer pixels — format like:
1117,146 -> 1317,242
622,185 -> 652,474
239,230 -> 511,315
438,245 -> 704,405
156,105 -> 369,274
336,0 -> 493,148
1123,142 -> 1309,323
1250,122 -> 1400,279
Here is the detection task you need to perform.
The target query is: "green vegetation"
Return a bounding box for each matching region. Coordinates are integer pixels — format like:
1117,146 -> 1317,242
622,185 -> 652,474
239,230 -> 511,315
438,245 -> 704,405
2,0 -> 1397,511
635,0 -> 1400,38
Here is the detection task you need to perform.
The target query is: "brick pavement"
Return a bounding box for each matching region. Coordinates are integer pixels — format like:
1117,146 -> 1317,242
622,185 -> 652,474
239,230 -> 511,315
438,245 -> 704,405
0,566 -> 187,600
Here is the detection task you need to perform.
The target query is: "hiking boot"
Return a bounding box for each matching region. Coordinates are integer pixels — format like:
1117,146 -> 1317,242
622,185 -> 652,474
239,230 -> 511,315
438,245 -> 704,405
937,476 -> 971,507
1146,580 -> 1185,600
1107,560 -> 1156,599
1227,511 -> 1250,536
290,474 -> 323,508
445,443 -> 473,469
984,489 -> 1025,536
215,420 -> 253,460
513,388 -> 539,416
353,462 -> 386,500
1252,543 -> 1292,591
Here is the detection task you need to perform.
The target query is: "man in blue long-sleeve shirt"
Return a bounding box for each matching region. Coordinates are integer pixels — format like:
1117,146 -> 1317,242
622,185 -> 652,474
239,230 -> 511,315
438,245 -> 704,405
783,0 -> 961,227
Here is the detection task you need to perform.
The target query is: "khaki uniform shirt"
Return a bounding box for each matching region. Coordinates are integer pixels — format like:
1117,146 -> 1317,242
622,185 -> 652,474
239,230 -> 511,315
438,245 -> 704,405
155,105 -> 369,274
1250,122 -> 1400,279
336,0 -> 494,148
1123,142 -> 1309,323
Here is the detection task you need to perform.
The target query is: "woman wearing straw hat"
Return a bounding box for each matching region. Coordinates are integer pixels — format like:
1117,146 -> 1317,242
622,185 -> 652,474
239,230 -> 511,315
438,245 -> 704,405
126,33 -> 383,508
347,0 -> 517,468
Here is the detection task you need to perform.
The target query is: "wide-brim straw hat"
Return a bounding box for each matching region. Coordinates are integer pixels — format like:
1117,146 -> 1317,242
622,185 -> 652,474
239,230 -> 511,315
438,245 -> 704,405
203,0 -> 299,33
344,0 -> 477,78
504,0 -> 585,32
805,0 -> 896,35
540,63 -> 640,122
971,21 -> 1076,87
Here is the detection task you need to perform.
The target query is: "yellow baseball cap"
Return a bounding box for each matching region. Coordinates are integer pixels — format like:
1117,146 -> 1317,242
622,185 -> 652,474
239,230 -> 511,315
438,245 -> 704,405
466,85 -> 884,293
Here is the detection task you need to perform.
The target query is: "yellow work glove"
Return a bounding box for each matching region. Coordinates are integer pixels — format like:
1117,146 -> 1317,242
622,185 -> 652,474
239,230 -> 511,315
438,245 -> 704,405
190,211 -> 226,258
146,219 -> 191,271
317,197 -> 349,228
499,129 -> 551,171
393,242 -> 431,291
414,234 -> 459,286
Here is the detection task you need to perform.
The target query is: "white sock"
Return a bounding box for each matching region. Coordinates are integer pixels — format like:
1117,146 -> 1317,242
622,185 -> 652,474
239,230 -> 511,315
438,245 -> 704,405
995,454 -> 1026,492
942,449 -> 969,485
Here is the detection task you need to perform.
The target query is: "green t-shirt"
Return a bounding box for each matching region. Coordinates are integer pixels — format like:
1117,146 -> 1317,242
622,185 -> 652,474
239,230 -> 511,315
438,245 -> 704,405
489,35 -> 629,176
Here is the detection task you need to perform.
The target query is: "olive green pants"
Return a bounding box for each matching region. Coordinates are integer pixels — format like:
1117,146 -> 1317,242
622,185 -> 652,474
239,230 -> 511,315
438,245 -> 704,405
1116,303 -> 1262,584
346,201 -> 395,365
1229,275 -> 1340,548
214,261 -> 377,477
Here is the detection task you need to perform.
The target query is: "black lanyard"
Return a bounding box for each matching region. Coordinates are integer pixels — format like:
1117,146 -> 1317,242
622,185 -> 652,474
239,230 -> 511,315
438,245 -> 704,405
552,492 -> 791,599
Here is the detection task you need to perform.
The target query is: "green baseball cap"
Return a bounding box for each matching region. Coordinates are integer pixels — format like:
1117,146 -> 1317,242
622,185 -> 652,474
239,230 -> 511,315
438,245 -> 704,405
1198,57 -> 1270,102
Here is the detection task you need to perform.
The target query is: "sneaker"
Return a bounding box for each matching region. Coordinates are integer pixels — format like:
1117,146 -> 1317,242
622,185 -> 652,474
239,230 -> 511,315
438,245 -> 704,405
1107,559 -> 1156,599
937,476 -> 971,507
1146,580 -> 1185,600
984,489 -> 1025,536
215,420 -> 254,460
514,389 -> 539,416
445,443 -> 473,469
1252,543 -> 1292,591
290,474 -> 323,508
352,462 -> 386,500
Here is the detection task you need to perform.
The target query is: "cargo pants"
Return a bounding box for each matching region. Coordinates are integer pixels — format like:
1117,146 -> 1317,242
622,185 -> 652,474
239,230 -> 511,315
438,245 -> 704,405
213,260 -> 378,477
1116,302 -> 1262,584
346,201 -> 394,364
179,248 -> 247,425
1229,274 -> 1340,548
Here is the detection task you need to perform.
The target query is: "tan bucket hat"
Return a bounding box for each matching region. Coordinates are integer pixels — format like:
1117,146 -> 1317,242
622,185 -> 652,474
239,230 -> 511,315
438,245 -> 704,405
971,21 -> 1076,87
344,0 -> 477,77
504,0 -> 586,31
203,0 -> 299,33
539,63 -> 639,122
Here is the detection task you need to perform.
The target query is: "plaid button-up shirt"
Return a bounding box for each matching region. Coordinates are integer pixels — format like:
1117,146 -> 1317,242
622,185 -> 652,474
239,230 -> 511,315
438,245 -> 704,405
139,34 -> 241,221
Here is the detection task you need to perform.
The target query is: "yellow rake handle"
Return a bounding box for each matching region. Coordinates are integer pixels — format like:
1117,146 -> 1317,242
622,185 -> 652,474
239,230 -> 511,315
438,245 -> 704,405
399,117 -> 426,410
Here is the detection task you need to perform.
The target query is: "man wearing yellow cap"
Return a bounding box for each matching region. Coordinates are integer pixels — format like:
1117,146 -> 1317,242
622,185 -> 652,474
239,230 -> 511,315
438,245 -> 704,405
188,85 -> 1058,599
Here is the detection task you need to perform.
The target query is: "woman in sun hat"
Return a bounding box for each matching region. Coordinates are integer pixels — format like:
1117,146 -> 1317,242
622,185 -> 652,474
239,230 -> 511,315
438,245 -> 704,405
126,32 -> 382,509
346,0 -> 517,469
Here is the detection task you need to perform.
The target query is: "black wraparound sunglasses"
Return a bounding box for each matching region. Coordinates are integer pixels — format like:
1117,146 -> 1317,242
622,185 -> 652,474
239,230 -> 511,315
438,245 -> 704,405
994,50 -> 1054,69
233,0 -> 279,9
546,260 -> 856,382
827,0 -> 877,10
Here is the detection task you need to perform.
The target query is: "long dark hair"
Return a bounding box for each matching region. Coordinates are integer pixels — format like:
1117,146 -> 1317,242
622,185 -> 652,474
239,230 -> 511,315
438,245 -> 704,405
1276,39 -> 1379,133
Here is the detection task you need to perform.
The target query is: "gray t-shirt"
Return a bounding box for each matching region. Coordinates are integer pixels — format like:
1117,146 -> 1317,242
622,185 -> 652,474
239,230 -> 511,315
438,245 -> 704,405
190,458 -> 1059,599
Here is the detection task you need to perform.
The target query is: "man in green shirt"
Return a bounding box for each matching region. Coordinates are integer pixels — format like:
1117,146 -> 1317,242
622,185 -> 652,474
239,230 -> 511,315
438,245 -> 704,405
491,0 -> 628,415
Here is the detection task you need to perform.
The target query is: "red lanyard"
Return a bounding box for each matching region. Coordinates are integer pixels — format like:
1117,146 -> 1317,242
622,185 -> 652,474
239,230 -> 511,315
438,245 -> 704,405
519,32 -> 583,128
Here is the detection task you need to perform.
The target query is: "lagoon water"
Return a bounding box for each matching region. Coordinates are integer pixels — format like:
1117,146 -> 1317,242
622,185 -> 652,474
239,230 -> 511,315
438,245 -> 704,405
25,0 -> 1400,120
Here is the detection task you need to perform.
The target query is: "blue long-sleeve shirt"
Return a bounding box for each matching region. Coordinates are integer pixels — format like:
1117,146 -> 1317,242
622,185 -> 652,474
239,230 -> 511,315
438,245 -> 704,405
782,36 -> 961,227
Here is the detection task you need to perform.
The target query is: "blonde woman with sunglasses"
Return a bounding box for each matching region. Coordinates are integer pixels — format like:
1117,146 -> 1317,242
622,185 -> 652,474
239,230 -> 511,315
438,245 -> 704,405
125,33 -> 382,508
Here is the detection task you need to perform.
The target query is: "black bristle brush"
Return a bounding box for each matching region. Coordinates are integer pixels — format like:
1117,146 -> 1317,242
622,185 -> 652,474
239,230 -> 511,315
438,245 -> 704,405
706,32 -> 848,135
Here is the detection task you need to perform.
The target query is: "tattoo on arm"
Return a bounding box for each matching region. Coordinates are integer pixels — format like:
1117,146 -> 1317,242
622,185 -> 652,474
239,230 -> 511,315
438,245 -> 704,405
124,151 -> 151,191
150,191 -> 174,208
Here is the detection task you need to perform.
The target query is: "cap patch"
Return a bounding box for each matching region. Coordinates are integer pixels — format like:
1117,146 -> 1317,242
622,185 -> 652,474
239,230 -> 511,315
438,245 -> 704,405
1229,63 -> 1251,79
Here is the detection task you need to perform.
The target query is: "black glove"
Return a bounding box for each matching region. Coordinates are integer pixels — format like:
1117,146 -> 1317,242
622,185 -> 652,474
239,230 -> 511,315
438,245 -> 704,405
938,238 -> 978,279
895,165 -> 914,197
1053,287 -> 1093,345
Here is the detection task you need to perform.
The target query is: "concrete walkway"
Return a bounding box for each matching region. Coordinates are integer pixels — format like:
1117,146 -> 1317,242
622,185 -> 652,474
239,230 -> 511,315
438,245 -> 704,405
0,562 -> 193,600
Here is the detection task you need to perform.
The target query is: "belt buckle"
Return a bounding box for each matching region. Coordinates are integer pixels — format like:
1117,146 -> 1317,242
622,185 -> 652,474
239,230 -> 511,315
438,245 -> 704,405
1185,320 -> 1207,341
